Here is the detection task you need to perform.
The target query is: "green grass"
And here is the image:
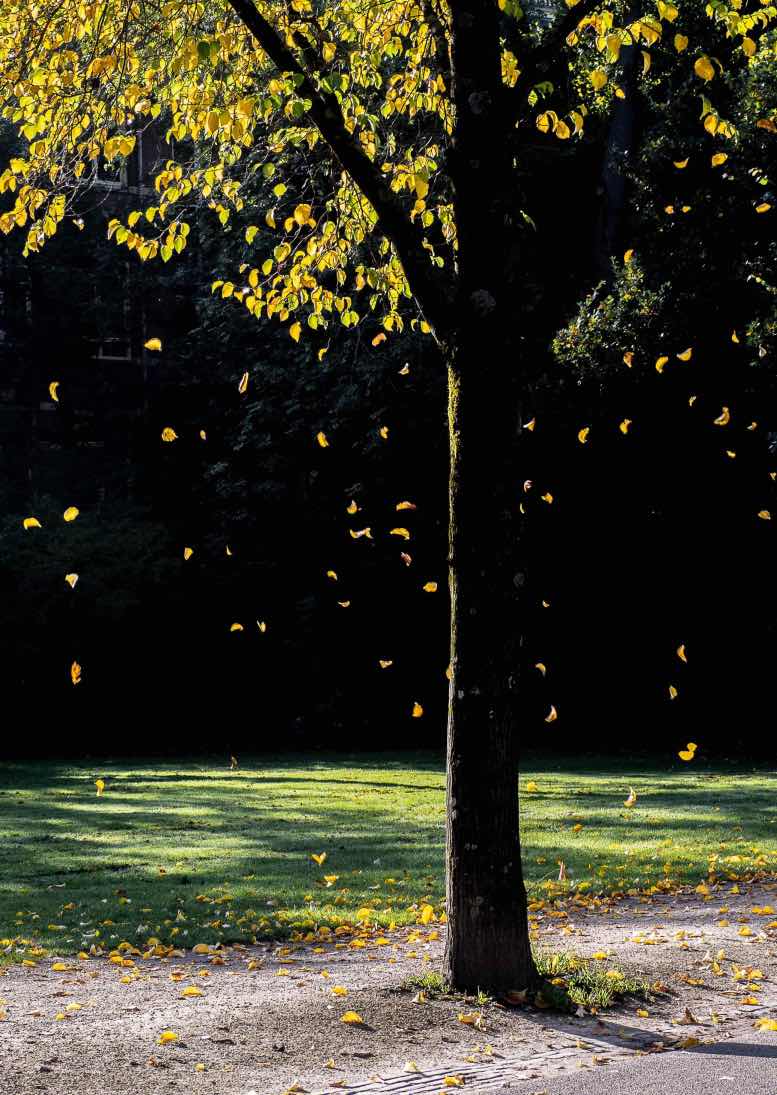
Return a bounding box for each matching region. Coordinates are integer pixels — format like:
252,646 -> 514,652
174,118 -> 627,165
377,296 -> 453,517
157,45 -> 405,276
1,753 -> 775,959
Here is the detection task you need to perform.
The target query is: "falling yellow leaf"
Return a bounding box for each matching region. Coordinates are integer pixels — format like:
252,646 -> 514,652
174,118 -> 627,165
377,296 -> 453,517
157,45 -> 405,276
689,394 -> 697,406
755,203 -> 771,214
378,659 -> 393,669
316,431 -> 329,448
349,527 -> 372,539
337,600 -> 350,608
238,371 -> 249,394
624,248 -> 635,263
620,418 -> 632,434
676,347 -> 693,361
624,787 -> 637,808
23,516 -> 42,529
399,363 -> 410,375
226,545 -> 233,556
49,381 -> 60,402
144,338 -> 162,352
589,69 -> 607,91
326,570 -> 338,581
747,422 -> 757,431
655,355 -> 669,373
673,158 -> 689,169
524,417 -> 536,431
371,332 -> 386,347
396,500 -> 417,511
95,779 -> 105,796
678,742 -> 697,761
412,702 -> 424,718
63,506 -> 79,522
712,153 -> 728,167
534,663 -> 547,676
71,661 -> 82,686
183,547 -> 193,561
714,406 -> 731,426
623,351 -> 634,367
577,427 -> 590,444
390,527 -> 411,539
230,623 -> 244,632
181,985 -> 204,997
311,852 -> 327,866
677,644 -> 687,662
545,705 -> 558,723
541,492 -> 553,504
230,756 -> 239,769
758,510 -> 771,521
289,321 -> 302,342
161,427 -> 178,442
669,685 -> 678,700
65,573 -> 79,589
422,582 -> 438,592
158,1031 -> 178,1045
572,823 -> 583,832
694,56 -> 715,82
340,1011 -> 364,1025
726,451 -> 736,459
379,426 -> 389,439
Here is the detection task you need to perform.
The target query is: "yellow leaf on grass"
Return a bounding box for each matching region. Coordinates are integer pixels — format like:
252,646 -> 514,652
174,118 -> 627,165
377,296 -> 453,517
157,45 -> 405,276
71,661 -> 82,686
624,787 -> 637,807
95,779 -> 105,796
412,702 -> 424,718
161,427 -> 178,442
144,338 -> 162,352
65,573 -> 79,589
340,1011 -> 364,1025
311,853 -> 327,866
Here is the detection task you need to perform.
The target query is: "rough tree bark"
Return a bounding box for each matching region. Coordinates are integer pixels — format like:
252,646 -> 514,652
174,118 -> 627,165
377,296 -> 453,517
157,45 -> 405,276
443,0 -> 537,993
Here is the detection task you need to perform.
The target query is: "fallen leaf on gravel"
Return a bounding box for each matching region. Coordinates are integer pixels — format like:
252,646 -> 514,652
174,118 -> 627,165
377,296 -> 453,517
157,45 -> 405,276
340,1011 -> 364,1025
676,1036 -> 700,1049
180,986 -> 203,997
676,1008 -> 700,1025
158,1031 -> 178,1045
637,1009 -> 649,1018
443,1077 -> 465,1087
754,1018 -> 777,1031
331,986 -> 348,996
403,1061 -> 421,1072
458,1012 -> 484,1029
412,991 -> 428,1003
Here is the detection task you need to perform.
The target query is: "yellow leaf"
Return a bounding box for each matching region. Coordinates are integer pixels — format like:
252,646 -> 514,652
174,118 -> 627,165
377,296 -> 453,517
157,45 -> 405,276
755,203 -> 771,214
677,644 -> 687,663
443,1078 -> 464,1088
161,427 -> 178,442
676,347 -> 692,361
624,787 -> 637,807
399,363 -> 410,375
390,527 -> 411,539
590,69 -> 608,91
378,659 -> 393,669
524,417 -> 536,431
755,1018 -> 777,1031
290,321 -> 302,342
674,33 -> 689,51
158,1031 -> 178,1045
620,418 -> 632,435
669,685 -> 678,700
678,741 -> 697,761
311,852 -> 327,866
741,36 -> 756,57
316,431 -> 329,448
63,506 -> 79,522
655,355 -> 669,373
95,778 -> 105,796
694,56 -> 715,82
714,407 -> 730,426
623,351 -> 634,367
65,573 -> 79,589
192,944 -> 211,954
371,333 -> 386,347
572,822 -> 583,832
337,600 -> 350,608
541,492 -> 553,504
525,780 -> 539,793
412,702 -> 424,718
758,510 -> 771,521
49,381 -> 60,402
331,985 -> 348,996
641,50 -> 651,74
396,500 -> 417,511
578,426 -> 590,444
230,623 -> 244,632
534,663 -> 547,676
457,1012 -> 481,1026
712,153 -> 728,166
199,429 -> 207,440
403,1061 -> 421,1073
422,581 -> 438,592
637,1009 -> 650,1018
340,1011 -> 364,1025
183,547 -> 193,561
689,395 -> 697,406
238,371 -> 249,394
293,203 -> 312,226
545,705 -> 558,723
379,425 -> 389,439
624,248 -> 635,263
673,158 -> 689,169
23,516 -> 42,530
349,527 -> 372,539
181,986 -> 203,997
144,337 -> 162,352
326,570 -> 337,581
71,661 -> 82,686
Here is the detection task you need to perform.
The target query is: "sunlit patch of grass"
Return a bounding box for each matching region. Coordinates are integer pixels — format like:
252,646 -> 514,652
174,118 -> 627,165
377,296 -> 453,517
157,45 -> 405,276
0,753 -> 774,958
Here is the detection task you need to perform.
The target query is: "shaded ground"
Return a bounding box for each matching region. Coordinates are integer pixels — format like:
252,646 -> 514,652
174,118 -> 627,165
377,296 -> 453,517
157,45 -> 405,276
1,881 -> 776,1095
2,754 -> 776,953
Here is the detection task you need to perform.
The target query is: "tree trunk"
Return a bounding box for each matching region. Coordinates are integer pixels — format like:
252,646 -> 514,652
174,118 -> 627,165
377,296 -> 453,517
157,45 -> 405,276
443,1 -> 538,993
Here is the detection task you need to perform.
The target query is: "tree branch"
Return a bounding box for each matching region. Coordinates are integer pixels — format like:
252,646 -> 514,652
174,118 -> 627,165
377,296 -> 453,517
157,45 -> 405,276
224,0 -> 453,338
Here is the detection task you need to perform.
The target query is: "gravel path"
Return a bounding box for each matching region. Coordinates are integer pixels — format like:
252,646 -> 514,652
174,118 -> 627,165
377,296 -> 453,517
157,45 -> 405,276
1,880 -> 776,1095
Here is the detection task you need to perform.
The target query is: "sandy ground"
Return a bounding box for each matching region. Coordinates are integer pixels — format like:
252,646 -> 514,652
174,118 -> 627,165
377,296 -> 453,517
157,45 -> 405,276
1,880 -> 776,1095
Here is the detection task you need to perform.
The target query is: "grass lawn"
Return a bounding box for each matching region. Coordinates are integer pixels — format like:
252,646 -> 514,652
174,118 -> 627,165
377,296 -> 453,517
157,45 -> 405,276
1,752 -> 775,958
